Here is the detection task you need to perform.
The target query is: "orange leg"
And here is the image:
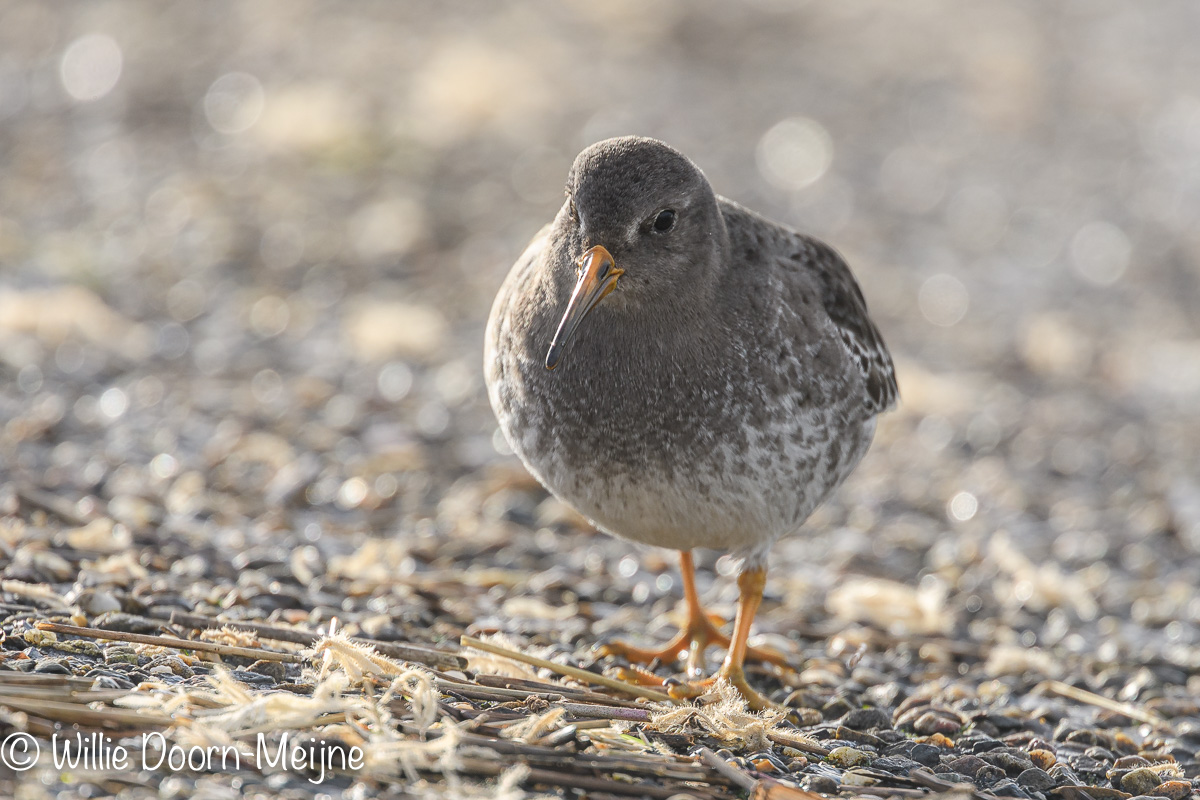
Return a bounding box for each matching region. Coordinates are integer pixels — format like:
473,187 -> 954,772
668,565 -> 775,710
598,552 -> 792,686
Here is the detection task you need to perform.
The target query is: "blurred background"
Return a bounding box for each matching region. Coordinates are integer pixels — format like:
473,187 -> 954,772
2,1 -> 1200,668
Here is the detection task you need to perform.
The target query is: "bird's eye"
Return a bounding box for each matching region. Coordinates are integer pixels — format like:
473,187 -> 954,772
651,208 -> 676,234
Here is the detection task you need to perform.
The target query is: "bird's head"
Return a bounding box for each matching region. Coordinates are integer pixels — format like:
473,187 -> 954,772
544,136 -> 726,371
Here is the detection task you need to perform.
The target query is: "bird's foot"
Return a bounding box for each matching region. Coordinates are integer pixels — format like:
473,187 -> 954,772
665,664 -> 777,711
597,610 -> 726,676
597,612 -> 797,678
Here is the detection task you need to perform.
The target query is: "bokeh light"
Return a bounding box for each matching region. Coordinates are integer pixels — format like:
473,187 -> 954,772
60,33 -> 122,102
756,117 -> 833,191
917,273 -> 969,327
204,72 -> 264,134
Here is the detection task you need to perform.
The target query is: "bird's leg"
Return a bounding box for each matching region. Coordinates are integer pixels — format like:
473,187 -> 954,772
597,550 -> 723,677
598,552 -> 794,687
667,564 -> 776,710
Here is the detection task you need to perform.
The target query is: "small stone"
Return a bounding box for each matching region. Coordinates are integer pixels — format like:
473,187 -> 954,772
23,629 -> 58,647
1151,780 -> 1193,799
1029,749 -> 1057,770
1121,768 -> 1163,795
229,669 -> 278,687
970,738 -> 1005,753
33,660 -> 71,674
801,775 -> 839,794
826,746 -> 871,768
924,733 -> 956,748
975,765 -> 1007,787
934,771 -> 974,785
85,669 -> 135,690
69,588 -> 123,617
1062,727 -> 1104,746
834,726 -> 887,747
911,743 -> 942,766
248,659 -> 287,682
1111,732 -> 1139,755
872,755 -> 920,775
841,707 -> 892,731
914,710 -> 963,735
788,707 -> 823,726
822,695 -> 855,719
989,778 -> 1031,797
864,681 -> 904,709
48,638 -> 103,657
840,768 -> 877,786
1071,756 -> 1109,777
105,647 -> 140,665
1017,767 -> 1056,791
945,755 -> 989,778
1049,763 -> 1082,786
983,750 -> 1035,775
146,655 -> 194,679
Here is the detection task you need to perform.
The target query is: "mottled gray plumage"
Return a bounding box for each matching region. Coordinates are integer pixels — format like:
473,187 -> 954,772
485,136 -> 896,566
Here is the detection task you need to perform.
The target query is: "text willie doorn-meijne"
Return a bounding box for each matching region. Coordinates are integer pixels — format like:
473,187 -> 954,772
50,731 -> 364,784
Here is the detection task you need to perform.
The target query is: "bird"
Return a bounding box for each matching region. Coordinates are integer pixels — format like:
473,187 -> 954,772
484,136 -> 896,708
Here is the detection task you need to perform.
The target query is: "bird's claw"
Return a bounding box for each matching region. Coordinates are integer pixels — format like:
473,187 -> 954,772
664,666 -> 779,711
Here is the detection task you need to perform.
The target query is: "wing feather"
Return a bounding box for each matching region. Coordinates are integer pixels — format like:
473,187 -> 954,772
792,238 -> 898,414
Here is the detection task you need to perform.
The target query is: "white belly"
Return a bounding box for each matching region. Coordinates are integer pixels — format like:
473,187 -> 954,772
504,401 -> 876,566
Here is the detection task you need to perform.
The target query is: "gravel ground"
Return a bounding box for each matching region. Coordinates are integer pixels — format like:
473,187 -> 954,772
2,2 -> 1200,799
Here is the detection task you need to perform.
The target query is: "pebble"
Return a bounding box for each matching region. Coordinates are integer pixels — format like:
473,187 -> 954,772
989,778 -> 1032,797
822,695 -> 855,719
840,768 -> 878,786
68,588 -> 122,616
801,775 -> 839,794
975,765 -> 1007,787
841,707 -> 892,731
47,638 -> 103,657
910,743 -> 943,767
826,746 -> 872,768
1150,780 -> 1193,799
1121,768 -> 1163,795
248,659 -> 288,682
982,749 -> 1035,775
945,755 -> 990,778
229,668 -> 278,687
913,709 -> 961,734
1049,763 -> 1083,786
935,771 -> 974,785
872,755 -> 920,775
834,725 -> 887,747
1017,767 -> 1056,791
147,655 -> 195,678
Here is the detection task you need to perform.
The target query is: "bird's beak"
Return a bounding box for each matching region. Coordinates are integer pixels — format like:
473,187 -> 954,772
545,245 -> 623,370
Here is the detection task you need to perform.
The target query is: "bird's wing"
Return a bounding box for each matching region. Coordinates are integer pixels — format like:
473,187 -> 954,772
795,237 -> 898,414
